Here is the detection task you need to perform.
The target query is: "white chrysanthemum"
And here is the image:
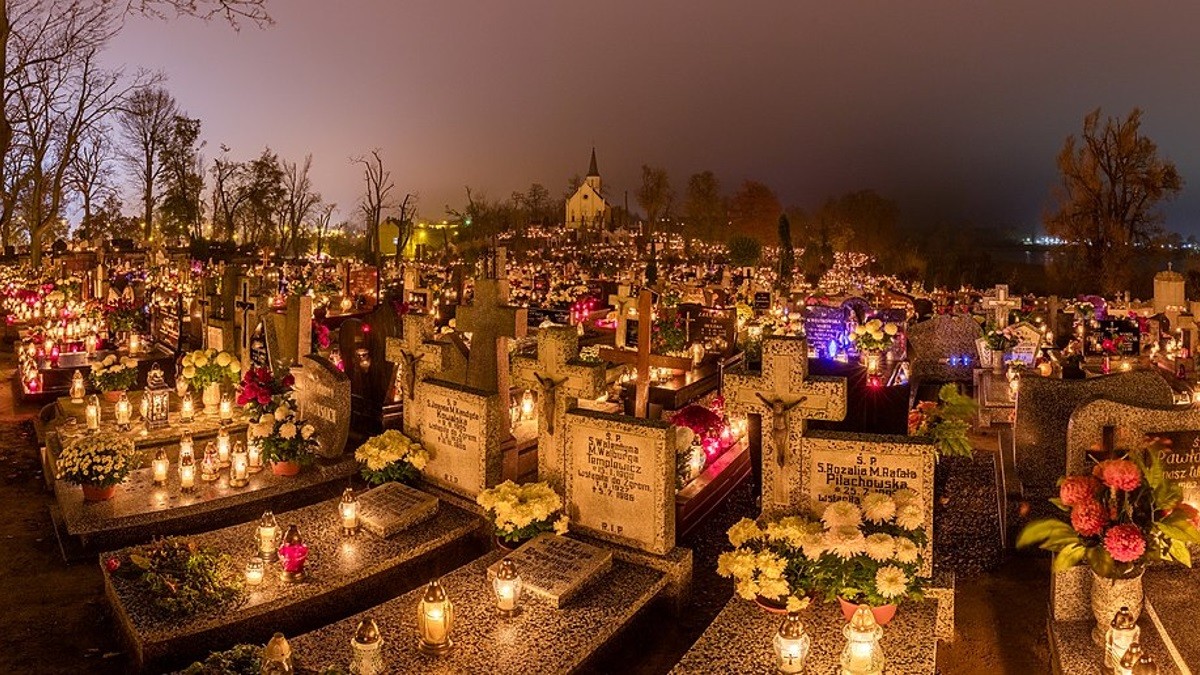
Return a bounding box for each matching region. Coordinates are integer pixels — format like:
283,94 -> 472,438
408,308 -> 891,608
274,405 -> 291,421
821,501 -> 862,529
279,423 -> 297,439
824,525 -> 866,559
798,522 -> 827,559
727,518 -> 764,548
892,488 -> 920,508
896,503 -> 923,531
861,492 -> 897,523
894,537 -> 920,564
301,424 -> 315,439
875,565 -> 910,599
864,533 -> 895,562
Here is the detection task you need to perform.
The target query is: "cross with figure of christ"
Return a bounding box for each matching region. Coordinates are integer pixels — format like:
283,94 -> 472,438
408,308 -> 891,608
598,289 -> 691,418
608,285 -> 636,348
455,248 -> 528,395
983,284 -> 1019,328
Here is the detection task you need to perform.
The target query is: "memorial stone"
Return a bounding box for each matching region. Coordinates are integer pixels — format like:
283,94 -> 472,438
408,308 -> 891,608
486,533 -> 613,608
356,482 -> 439,538
292,354 -> 351,458
415,379 -> 505,497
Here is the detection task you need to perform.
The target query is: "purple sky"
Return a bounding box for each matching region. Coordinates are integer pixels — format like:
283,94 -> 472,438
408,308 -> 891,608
103,1 -> 1200,234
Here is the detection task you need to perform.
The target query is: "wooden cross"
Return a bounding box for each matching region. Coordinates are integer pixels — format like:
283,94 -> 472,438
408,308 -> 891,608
598,289 -> 690,418
608,284 -> 636,348
455,248 -> 528,394
983,284 -> 1018,328
511,325 -> 607,491
724,335 -> 848,515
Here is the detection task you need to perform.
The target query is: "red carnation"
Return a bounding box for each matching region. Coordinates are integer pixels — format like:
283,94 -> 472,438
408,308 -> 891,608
1104,524 -> 1147,563
1070,500 -> 1108,537
1094,459 -> 1141,492
1059,476 -> 1101,507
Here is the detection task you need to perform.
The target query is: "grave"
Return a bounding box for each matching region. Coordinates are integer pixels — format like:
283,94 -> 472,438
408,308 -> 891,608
413,378 -> 506,499
291,354 -> 351,459
804,304 -> 850,359
907,314 -> 983,386
485,533 -> 612,608
102,489 -> 486,672
356,481 -> 439,537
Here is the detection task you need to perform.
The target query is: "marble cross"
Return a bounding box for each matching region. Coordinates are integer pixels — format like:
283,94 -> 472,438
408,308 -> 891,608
983,284 -> 1019,328
723,336 -> 848,515
455,249 -> 528,395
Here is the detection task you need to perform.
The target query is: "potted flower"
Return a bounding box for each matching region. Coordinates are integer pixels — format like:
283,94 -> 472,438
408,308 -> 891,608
180,349 -> 241,408
1017,440 -> 1200,643
908,384 -> 977,459
236,367 -> 294,418
981,324 -> 1018,373
851,319 -> 900,373
356,429 -> 430,485
716,516 -> 822,614
475,480 -> 569,550
253,401 -> 318,476
56,432 -> 135,501
90,355 -> 139,401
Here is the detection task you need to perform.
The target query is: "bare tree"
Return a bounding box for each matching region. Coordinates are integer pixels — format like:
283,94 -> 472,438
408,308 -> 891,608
117,85 -> 176,239
277,154 -> 319,257
312,201 -> 334,257
353,149 -> 394,266
209,144 -> 246,241
68,122 -> 117,235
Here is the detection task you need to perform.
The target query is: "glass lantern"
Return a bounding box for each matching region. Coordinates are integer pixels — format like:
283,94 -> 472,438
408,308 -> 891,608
180,392 -> 195,423
1119,641 -> 1144,675
229,441 -> 249,488
340,488 -> 359,535
151,448 -> 170,486
144,365 -> 171,430
247,436 -> 264,473
774,611 -> 811,673
492,559 -> 522,616
416,579 -> 454,655
840,604 -> 884,675
349,617 -> 384,675
219,392 -> 233,425
1105,606 -> 1139,672
179,452 -> 196,492
85,395 -> 101,432
200,442 -> 220,482
261,633 -> 293,672
114,392 -> 132,431
216,427 -> 231,467
69,370 -> 86,403
244,558 -> 265,586
278,524 -> 309,583
257,511 -> 281,561
520,389 -> 535,420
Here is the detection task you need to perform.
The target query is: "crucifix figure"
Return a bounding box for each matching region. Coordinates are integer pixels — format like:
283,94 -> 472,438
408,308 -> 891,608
598,289 -> 685,418
755,393 -> 807,467
533,372 -> 568,434
983,284 -> 1018,328
455,247 -> 527,395
608,285 -> 636,348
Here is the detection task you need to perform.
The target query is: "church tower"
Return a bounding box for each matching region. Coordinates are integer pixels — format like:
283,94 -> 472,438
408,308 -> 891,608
585,147 -> 601,192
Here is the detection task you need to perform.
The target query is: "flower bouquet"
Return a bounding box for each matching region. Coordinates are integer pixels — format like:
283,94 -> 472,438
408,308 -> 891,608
90,354 -> 139,394
56,432 -> 135,501
908,384 -> 977,459
850,319 -> 900,352
236,367 -> 294,418
983,324 -> 1018,353
356,429 -> 430,485
116,537 -> 245,618
180,348 -> 241,391
1017,440 -> 1200,636
475,480 -> 569,548
252,401 -> 318,475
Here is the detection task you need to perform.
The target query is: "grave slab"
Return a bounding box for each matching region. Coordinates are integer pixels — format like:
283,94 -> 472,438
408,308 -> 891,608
287,549 -> 670,675
356,482 -> 439,538
485,533 -> 612,608
103,490 -> 487,673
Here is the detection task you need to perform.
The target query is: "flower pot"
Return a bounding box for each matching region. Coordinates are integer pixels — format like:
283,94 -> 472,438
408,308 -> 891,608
1091,569 -> 1144,645
975,337 -> 993,365
271,460 -> 301,477
754,595 -> 790,615
82,483 -> 117,502
201,383 -> 222,410
101,390 -> 124,404
495,535 -> 531,553
839,597 -> 897,626
991,351 -> 1005,374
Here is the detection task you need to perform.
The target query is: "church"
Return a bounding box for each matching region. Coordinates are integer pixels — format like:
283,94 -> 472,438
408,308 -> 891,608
564,148 -> 611,229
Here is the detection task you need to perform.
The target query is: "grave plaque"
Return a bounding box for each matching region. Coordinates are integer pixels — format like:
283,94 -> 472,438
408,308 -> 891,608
486,534 -> 612,608
1008,321 -> 1044,366
1092,319 -> 1141,356
1145,430 -> 1200,500
292,354 -> 350,458
564,411 -> 681,555
804,305 -> 849,358
753,292 -> 772,311
356,482 -> 439,538
206,325 -> 225,352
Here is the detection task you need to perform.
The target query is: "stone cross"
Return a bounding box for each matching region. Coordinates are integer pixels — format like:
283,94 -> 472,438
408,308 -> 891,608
608,285 -> 636,348
983,284 -> 1019,328
724,335 -> 848,515
512,326 -> 607,492
387,313 -> 468,436
455,248 -> 528,395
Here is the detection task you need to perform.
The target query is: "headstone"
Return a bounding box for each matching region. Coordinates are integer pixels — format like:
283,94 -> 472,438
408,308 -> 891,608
485,534 -> 612,608
608,285 -> 636,349
906,315 -> 983,384
1090,318 -> 1141,356
752,291 -> 772,313
356,482 -> 439,538
804,305 -> 850,359
695,306 -> 738,356
563,409 -> 684,555
1007,321 -> 1044,366
800,431 -> 935,575
455,248 -> 527,395
292,354 -> 351,458
415,379 -> 505,497
723,335 -> 848,516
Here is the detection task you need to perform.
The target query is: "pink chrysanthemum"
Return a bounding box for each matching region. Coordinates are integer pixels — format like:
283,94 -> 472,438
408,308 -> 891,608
1070,500 -> 1107,537
1094,459 -> 1141,492
1103,524 -> 1146,563
1059,476 -> 1100,507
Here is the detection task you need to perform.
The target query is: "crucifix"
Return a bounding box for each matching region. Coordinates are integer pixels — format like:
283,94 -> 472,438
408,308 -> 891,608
724,335 -> 848,515
390,314 -> 435,401
983,284 -> 1019,328
608,285 -> 636,348
455,247 -> 528,395
680,310 -> 698,343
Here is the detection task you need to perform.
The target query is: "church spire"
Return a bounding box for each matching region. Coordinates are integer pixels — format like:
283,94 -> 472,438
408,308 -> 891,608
587,147 -> 599,177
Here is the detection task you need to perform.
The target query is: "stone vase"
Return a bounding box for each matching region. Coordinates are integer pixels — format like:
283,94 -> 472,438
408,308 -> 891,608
991,351 -> 1005,374
202,383 -> 221,409
1091,569 -> 1144,645
82,483 -> 117,502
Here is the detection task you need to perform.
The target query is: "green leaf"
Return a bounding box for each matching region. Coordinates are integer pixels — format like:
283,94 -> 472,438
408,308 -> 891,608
1168,538 -> 1192,567
1053,543 -> 1087,572
129,554 -> 151,570
1016,519 -> 1076,550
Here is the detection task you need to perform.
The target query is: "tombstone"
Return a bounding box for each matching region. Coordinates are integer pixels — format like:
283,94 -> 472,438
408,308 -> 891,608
723,335 -> 848,516
511,326 -> 607,493
906,315 -> 983,385
1090,318 -> 1141,356
563,409 -> 685,555
752,291 -> 772,314
804,305 -> 850,359
413,378 -> 506,498
695,306 -> 738,357
291,354 -> 351,458
356,482 -> 439,538
455,248 -> 527,396
485,534 -> 612,608
982,284 -> 1019,328
599,290 -> 688,418
1007,321 -> 1044,366
234,276 -> 267,372
840,297 -> 872,325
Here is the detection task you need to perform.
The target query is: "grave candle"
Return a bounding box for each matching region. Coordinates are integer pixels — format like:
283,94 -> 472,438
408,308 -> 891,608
350,618 -> 384,675
128,333 -> 140,354
85,395 -> 100,431
216,427 -> 231,467
69,371 -> 85,403
180,393 -> 194,423
140,395 -> 148,420
840,605 -> 884,675
151,448 -> 169,486
691,341 -> 704,367
277,524 -> 309,583
179,430 -> 194,462
114,392 -> 132,431
200,442 -> 220,481
340,488 -> 359,535
179,453 -> 195,492
257,511 -> 281,561
1105,607 -> 1139,673
229,442 -> 249,488
774,611 -> 811,674
247,437 -> 263,473
416,579 -> 454,654
1118,641 -> 1144,675
244,558 -> 264,586
219,393 -> 233,425
491,559 -> 522,616
261,633 -> 293,672
521,390 -> 535,420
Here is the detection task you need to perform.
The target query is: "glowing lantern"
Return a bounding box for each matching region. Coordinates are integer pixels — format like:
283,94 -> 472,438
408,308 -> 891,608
85,395 -> 100,432
257,511 -> 281,561
179,393 -> 195,423
151,448 -> 169,486
229,441 -> 249,488
144,365 -> 170,430
179,452 -> 195,492
278,524 -> 309,583
520,390 -> 535,420
774,611 -> 811,674
70,371 -> 86,403
244,558 -> 265,586
200,442 -> 220,482
416,579 -> 454,655
840,604 -> 884,675
340,488 -> 359,535
492,559 -> 522,616
216,427 -> 231,467
219,392 -> 233,425
247,437 -> 263,473
114,392 -> 132,431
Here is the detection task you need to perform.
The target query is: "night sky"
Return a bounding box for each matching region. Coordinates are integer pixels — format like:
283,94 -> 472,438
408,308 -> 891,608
103,1 -> 1200,234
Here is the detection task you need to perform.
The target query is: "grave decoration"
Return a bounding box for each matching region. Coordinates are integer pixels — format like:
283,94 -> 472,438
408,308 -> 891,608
475,480 -> 569,548
1018,438 -> 1200,642
55,432 -> 135,502
669,400 -> 745,488
979,322 -> 1018,372
717,486 -> 929,620
109,537 -> 245,619
849,318 -> 901,378
180,348 -> 241,409
485,533 -> 613,608
907,384 -> 977,459
355,428 -> 430,485
804,304 -> 851,360
89,354 -> 140,396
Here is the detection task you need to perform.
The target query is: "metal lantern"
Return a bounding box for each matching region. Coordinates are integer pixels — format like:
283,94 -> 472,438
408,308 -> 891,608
144,365 -> 170,430
340,487 -> 359,535
840,604 -> 884,675
774,611 -> 811,673
229,441 -> 249,488
257,511 -> 281,561
200,442 -> 220,482
278,524 -> 309,583
1105,606 -> 1139,672
349,617 -> 385,675
416,579 -> 454,655
70,370 -> 86,403
261,632 -> 294,673
492,559 -> 523,616
151,448 -> 170,486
